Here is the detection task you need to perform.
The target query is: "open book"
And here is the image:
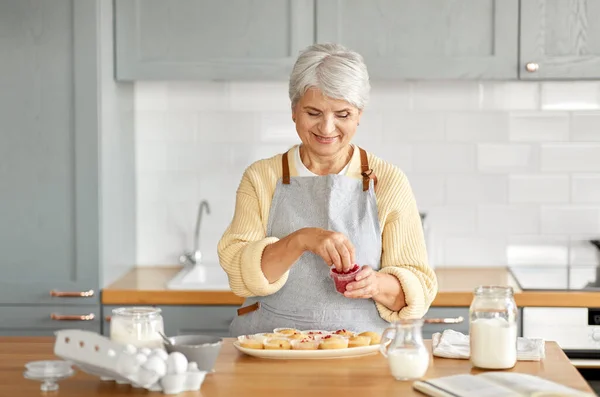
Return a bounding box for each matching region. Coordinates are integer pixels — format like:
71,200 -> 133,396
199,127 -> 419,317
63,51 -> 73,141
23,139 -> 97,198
413,372 -> 595,397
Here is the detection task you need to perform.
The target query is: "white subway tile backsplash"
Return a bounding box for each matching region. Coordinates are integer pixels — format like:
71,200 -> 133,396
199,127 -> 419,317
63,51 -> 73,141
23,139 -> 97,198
230,81 -> 291,111
133,81 -> 600,267
446,112 -> 508,142
570,112 -> 600,142
541,82 -> 600,110
413,144 -> 475,173
477,144 -> 536,173
412,82 -> 480,110
444,236 -> 508,266
480,82 -> 539,110
477,205 -> 539,234
570,236 -> 600,266
446,175 -> 507,204
509,175 -> 569,203
572,175 -> 600,203
541,206 -> 600,235
509,112 -> 569,142
507,235 -> 569,266
382,112 -> 445,142
427,206 -> 476,233
541,144 -> 600,172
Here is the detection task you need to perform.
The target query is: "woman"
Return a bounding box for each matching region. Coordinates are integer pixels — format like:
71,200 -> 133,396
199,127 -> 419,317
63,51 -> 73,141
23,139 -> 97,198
218,43 -> 438,336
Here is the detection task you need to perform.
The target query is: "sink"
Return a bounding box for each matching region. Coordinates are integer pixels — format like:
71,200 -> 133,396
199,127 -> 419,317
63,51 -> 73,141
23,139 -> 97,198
167,263 -> 231,290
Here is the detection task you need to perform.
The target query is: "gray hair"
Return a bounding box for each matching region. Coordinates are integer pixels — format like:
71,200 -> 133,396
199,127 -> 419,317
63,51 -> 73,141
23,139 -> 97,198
288,43 -> 370,110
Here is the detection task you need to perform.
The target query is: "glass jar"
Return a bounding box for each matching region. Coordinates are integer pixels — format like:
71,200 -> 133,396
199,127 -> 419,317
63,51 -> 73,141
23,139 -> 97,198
379,319 -> 430,381
469,286 -> 518,369
109,307 -> 165,349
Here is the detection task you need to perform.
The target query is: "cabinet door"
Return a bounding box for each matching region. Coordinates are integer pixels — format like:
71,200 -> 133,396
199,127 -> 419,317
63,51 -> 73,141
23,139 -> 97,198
102,305 -> 238,338
0,305 -> 101,336
115,0 -> 314,80
0,0 -> 100,304
316,0 -> 518,80
520,0 -> 600,79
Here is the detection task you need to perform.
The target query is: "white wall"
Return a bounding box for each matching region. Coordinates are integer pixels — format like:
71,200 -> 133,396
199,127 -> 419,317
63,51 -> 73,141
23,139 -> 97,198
134,80 -> 600,268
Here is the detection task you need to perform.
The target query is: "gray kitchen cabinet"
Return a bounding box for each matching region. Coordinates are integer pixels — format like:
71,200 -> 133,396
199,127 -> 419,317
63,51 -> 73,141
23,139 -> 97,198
423,307 -> 523,339
0,305 -> 101,336
520,0 -> 600,79
102,305 -> 239,338
316,0 -> 519,80
114,0 -> 314,81
0,1 -> 100,305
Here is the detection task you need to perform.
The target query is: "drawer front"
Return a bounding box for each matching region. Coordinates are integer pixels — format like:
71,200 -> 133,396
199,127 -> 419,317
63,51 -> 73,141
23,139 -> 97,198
0,305 -> 101,336
102,305 -> 239,337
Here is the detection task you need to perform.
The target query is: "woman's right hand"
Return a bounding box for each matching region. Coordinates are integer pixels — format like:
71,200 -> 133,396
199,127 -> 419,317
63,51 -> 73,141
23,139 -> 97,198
296,228 -> 356,273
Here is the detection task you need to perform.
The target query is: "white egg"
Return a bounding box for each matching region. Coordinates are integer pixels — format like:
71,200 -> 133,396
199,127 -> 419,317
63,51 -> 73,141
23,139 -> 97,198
139,347 -> 152,356
134,353 -> 148,366
116,354 -> 140,376
124,344 -> 137,355
151,348 -> 169,361
187,362 -> 199,371
142,355 -> 167,378
166,352 -> 188,374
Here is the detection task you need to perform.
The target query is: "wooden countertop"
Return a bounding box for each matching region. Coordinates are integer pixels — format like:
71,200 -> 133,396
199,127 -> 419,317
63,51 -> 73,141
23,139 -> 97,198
1,337 -> 593,396
102,266 -> 600,307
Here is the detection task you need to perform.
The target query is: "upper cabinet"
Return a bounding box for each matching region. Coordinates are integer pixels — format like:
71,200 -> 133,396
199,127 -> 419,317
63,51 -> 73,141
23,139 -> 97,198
316,0 -> 519,80
114,0 -> 314,80
520,0 -> 600,79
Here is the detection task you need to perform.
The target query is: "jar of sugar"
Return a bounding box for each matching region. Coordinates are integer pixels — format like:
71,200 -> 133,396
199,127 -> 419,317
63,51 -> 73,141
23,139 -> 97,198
110,307 -> 165,349
469,286 -> 518,370
379,319 -> 430,381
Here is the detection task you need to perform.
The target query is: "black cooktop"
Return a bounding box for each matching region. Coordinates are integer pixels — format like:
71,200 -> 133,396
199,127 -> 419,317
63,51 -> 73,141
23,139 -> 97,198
508,265 -> 600,291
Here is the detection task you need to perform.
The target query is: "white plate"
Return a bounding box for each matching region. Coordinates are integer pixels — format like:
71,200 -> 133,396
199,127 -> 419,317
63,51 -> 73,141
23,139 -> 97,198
233,341 -> 381,359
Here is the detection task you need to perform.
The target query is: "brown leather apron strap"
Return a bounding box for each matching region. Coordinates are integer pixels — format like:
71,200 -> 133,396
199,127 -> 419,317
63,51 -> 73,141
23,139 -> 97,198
237,302 -> 260,316
359,147 -> 377,191
282,151 -> 290,185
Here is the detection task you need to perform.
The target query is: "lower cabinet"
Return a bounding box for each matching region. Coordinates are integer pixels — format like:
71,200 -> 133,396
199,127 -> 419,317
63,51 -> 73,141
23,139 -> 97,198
102,305 -> 239,338
0,305 -> 101,336
422,307 -> 524,339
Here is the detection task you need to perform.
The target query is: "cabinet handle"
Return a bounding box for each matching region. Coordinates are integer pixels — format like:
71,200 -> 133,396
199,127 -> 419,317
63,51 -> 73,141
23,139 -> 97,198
423,316 -> 464,324
525,62 -> 539,72
105,316 -> 111,322
50,289 -> 95,298
50,313 -> 95,321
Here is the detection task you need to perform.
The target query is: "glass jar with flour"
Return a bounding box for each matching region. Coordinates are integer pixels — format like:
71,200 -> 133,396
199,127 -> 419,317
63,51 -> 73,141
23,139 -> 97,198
379,319 -> 430,381
110,307 -> 165,349
469,286 -> 518,369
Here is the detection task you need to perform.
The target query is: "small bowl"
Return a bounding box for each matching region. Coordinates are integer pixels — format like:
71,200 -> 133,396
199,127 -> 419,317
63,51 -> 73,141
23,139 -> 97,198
330,266 -> 360,294
164,335 -> 222,373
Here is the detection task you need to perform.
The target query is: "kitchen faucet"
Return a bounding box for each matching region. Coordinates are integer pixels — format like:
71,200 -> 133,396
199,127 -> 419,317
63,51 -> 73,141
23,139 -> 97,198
179,200 -> 210,267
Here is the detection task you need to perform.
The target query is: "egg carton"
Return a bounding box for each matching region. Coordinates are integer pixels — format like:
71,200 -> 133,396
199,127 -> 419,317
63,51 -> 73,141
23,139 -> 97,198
53,329 -> 207,395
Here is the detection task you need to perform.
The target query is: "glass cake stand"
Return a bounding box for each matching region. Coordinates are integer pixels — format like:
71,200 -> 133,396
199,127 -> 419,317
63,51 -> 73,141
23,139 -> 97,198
23,360 -> 74,391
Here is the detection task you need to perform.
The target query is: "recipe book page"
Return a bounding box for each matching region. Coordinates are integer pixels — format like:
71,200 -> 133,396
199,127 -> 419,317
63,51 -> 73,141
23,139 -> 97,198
412,372 -> 592,397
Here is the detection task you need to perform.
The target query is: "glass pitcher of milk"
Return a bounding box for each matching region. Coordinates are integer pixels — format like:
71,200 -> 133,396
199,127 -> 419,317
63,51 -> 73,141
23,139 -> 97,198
469,286 -> 518,370
379,319 -> 430,381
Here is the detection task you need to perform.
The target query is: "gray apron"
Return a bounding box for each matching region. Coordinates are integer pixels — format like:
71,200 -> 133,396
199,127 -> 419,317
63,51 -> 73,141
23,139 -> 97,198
229,147 -> 390,336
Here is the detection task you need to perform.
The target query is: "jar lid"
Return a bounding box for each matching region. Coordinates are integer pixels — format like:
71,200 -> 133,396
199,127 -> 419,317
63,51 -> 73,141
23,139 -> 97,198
112,306 -> 162,317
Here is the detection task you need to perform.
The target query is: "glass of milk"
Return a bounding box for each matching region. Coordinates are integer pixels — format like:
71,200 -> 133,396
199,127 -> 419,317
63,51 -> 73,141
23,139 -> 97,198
379,319 -> 430,381
469,286 -> 518,370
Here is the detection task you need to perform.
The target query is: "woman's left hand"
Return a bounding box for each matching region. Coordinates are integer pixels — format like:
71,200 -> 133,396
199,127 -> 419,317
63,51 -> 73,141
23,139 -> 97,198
344,265 -> 381,299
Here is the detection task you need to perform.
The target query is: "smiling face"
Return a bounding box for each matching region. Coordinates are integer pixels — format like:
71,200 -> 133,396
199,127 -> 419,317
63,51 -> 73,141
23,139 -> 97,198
292,87 -> 362,158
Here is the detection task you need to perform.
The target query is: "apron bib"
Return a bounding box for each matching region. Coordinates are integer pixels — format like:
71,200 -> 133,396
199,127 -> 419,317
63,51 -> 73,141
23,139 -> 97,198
229,147 -> 390,336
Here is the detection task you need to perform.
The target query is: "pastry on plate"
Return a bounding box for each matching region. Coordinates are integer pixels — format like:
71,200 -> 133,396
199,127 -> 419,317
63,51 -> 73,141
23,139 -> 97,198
348,335 -> 371,348
273,328 -> 300,336
333,329 -> 356,338
264,338 -> 292,350
319,335 -> 349,350
287,333 -> 307,341
237,336 -> 264,349
358,331 -> 381,345
291,338 -> 320,350
301,330 -> 330,340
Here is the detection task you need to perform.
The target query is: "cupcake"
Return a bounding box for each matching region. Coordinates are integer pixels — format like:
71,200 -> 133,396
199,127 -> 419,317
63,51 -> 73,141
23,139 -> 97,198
287,333 -> 307,341
358,331 -> 381,345
251,333 -> 278,342
333,329 -> 356,338
301,330 -> 330,340
291,338 -> 320,350
319,335 -> 349,350
264,338 -> 292,350
348,335 -> 371,348
238,335 -> 264,349
273,328 -> 300,337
